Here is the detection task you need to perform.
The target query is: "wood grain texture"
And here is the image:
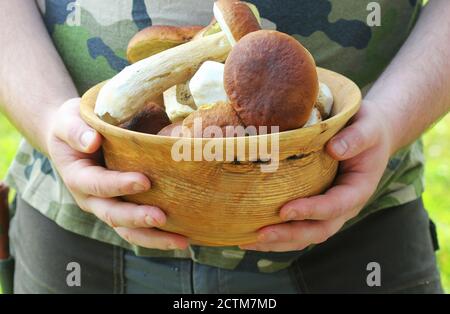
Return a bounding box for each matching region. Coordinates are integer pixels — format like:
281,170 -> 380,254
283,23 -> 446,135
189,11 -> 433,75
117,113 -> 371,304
80,68 -> 361,246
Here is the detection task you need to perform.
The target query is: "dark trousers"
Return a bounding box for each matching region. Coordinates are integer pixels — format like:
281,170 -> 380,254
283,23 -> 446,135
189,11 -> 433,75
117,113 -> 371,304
10,197 -> 443,293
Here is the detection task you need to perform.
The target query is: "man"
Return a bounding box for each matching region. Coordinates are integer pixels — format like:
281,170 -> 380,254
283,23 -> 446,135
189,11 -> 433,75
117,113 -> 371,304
0,0 -> 448,293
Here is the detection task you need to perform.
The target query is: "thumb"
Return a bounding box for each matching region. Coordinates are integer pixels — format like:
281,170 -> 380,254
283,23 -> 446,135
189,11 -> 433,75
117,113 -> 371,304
53,98 -> 102,154
326,106 -> 377,161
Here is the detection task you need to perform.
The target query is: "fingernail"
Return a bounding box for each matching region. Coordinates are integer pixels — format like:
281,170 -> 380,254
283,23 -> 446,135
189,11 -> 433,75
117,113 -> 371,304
167,243 -> 180,250
80,130 -> 96,148
240,245 -> 257,250
150,214 -> 165,227
145,215 -> 158,227
132,183 -> 148,193
258,231 -> 278,243
283,210 -> 297,221
332,138 -> 348,157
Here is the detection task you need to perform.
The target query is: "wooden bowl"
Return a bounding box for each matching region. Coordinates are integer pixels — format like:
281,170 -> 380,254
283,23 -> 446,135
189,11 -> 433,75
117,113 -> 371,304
80,67 -> 361,246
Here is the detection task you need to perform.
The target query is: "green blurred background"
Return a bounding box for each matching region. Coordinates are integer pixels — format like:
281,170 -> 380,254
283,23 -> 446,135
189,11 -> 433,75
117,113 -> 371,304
0,112 -> 449,293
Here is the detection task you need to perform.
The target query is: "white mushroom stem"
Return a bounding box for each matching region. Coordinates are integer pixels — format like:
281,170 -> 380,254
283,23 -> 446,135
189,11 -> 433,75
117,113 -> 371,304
315,82 -> 334,119
213,3 -> 237,46
163,86 -> 195,123
95,32 -> 231,125
189,61 -> 229,109
303,107 -> 323,128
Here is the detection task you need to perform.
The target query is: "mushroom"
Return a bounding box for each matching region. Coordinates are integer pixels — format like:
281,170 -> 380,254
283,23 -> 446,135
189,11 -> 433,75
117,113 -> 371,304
315,82 -> 334,119
119,102 -> 171,135
193,18 -> 221,40
176,81 -> 197,108
94,31 -> 232,125
163,85 -> 196,123
189,61 -> 229,109
127,25 -> 203,63
224,30 -> 319,132
194,1 -> 261,42
184,0 -> 262,111
213,0 -> 261,46
303,107 -> 323,128
96,2 -> 320,135
182,102 -> 246,138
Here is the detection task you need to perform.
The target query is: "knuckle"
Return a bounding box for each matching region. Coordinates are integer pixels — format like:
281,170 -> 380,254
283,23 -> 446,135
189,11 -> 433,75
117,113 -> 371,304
251,245 -> 268,252
328,199 -> 345,219
295,243 -> 308,251
78,201 -> 90,213
65,176 -> 78,191
164,242 -> 178,251
62,163 -> 83,191
135,209 -> 151,227
314,224 -> 332,244
103,210 -> 117,228
89,181 -> 104,197
67,123 -> 82,145
287,223 -> 302,242
287,228 -> 297,242
114,173 -> 128,195
117,228 -> 135,245
148,241 -> 168,250
350,126 -> 369,150
348,207 -> 361,219
300,206 -> 314,220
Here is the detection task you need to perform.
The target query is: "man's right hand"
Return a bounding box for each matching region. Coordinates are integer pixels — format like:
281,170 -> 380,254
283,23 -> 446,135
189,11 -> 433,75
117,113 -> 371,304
47,98 -> 189,251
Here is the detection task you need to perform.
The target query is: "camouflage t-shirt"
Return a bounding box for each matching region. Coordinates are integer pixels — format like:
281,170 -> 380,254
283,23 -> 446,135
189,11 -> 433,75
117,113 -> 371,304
6,0 -> 425,273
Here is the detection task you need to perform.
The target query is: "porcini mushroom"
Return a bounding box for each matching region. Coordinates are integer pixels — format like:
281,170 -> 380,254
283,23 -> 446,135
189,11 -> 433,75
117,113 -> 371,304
189,61 -> 229,109
163,85 -> 196,123
224,30 -> 319,132
213,0 -> 261,46
119,102 -> 171,134
95,32 -> 231,125
127,25 -> 203,63
182,102 -> 245,138
315,82 -> 334,119
303,107 -> 323,128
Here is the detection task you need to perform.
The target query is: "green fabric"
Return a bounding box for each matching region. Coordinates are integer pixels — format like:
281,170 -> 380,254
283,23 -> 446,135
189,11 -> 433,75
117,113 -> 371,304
6,0 -> 424,272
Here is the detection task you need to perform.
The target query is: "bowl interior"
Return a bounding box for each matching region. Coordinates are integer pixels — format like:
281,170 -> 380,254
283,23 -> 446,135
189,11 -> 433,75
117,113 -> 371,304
81,67 -> 361,161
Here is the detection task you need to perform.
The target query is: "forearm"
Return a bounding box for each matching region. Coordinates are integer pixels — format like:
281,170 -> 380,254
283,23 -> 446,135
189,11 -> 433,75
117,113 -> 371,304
0,0 -> 78,154
366,0 -> 450,155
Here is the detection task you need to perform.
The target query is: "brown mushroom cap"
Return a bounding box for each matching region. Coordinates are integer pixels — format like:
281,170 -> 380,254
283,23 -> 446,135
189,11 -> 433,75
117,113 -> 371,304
182,102 -> 245,138
214,0 -> 261,44
127,25 -> 203,63
224,30 -> 319,132
120,102 -> 171,135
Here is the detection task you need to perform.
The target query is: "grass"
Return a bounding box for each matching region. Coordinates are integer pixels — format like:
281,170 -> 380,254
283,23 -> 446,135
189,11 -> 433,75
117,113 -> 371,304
423,114 -> 450,292
0,114 -> 21,179
0,112 -> 449,293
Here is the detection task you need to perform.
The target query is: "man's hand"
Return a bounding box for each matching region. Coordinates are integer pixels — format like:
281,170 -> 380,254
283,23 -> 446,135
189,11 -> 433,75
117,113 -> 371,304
47,98 -> 189,250
239,0 -> 450,252
240,101 -> 393,252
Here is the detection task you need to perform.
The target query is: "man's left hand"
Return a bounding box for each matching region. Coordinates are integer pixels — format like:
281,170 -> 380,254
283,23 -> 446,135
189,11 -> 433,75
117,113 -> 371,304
240,100 -> 393,252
